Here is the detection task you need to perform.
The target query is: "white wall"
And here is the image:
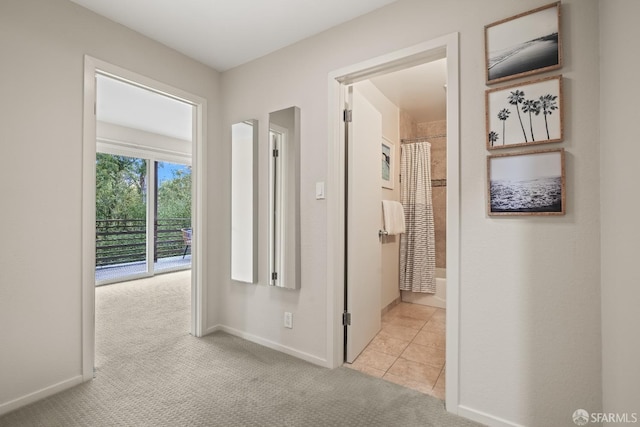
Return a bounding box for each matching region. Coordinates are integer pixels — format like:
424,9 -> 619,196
356,80 -> 401,310
600,0 -> 640,422
0,0 -> 220,413
219,0 -> 602,425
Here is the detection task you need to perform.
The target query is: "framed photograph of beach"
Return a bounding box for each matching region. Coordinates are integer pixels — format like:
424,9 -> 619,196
381,138 -> 394,189
487,148 -> 565,216
485,2 -> 562,85
486,75 -> 563,150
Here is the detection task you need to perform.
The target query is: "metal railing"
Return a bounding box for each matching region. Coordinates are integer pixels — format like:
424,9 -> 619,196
96,218 -> 191,267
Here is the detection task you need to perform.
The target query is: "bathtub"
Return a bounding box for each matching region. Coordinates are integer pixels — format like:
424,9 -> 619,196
401,267 -> 446,309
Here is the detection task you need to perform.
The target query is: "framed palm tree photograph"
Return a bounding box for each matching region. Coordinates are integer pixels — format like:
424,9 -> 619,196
486,75 -> 563,150
485,2 -> 562,84
487,148 -> 565,216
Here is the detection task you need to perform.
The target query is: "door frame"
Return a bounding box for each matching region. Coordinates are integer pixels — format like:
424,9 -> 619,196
81,56 -> 208,381
326,33 -> 460,412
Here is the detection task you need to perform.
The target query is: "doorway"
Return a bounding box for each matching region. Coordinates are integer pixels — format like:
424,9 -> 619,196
326,33 -> 460,411
344,62 -> 448,399
81,56 -> 207,381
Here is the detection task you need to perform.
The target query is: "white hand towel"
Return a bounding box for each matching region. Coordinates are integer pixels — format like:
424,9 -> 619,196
382,200 -> 406,235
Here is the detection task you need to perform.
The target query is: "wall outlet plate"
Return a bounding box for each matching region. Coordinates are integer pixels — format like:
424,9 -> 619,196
315,182 -> 325,200
284,312 -> 293,329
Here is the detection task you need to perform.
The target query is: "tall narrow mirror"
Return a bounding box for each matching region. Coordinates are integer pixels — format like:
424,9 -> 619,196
269,107 -> 300,289
231,120 -> 258,283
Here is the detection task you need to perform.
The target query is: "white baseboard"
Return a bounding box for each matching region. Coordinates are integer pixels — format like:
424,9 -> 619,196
457,405 -> 525,427
0,375 -> 84,417
203,324 -> 222,336
212,324 -> 329,368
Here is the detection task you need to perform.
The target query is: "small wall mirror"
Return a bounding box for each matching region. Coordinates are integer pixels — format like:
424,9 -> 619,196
231,120 -> 258,283
269,107 -> 300,289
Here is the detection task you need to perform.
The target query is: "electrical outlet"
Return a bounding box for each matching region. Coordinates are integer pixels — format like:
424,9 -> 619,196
284,312 -> 293,329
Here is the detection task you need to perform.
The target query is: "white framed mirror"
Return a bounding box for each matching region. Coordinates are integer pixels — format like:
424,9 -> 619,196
231,120 -> 258,283
269,107 -> 300,289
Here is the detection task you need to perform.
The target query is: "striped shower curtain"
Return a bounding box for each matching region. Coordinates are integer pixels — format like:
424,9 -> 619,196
400,141 -> 436,293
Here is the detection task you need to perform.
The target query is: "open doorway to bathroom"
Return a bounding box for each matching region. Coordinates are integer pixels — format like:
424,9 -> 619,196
343,59 -> 448,400
327,34 -> 460,408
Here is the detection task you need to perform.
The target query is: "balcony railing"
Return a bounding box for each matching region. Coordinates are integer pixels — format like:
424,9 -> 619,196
96,218 -> 191,267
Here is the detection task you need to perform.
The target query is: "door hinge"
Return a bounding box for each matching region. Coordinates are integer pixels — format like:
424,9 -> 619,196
272,148 -> 279,157
342,311 -> 351,326
271,272 -> 278,281
343,109 -> 352,123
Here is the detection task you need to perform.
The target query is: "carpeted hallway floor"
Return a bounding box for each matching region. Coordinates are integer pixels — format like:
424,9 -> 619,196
0,271 -> 482,427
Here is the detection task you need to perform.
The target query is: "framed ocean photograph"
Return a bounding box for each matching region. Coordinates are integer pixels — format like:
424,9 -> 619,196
485,2 -> 562,84
381,138 -> 394,189
487,148 -> 565,216
486,75 -> 563,150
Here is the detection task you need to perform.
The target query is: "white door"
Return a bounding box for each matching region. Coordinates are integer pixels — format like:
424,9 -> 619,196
346,85 -> 382,363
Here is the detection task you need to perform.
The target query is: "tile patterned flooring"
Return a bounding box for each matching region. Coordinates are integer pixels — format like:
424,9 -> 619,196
345,302 -> 446,400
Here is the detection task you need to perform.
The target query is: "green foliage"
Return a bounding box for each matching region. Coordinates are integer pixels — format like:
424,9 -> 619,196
96,155 -> 192,221
96,154 -> 147,220
158,167 -> 191,219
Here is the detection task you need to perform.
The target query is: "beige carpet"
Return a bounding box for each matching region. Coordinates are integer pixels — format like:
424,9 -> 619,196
0,271 -> 482,427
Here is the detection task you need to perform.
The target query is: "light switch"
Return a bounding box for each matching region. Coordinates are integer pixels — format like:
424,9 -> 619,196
315,182 -> 325,200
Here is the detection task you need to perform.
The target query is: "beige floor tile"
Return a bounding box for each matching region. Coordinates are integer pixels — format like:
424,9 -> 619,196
345,361 -> 386,378
413,329 -> 446,349
400,342 -> 445,369
382,314 -> 427,330
377,324 -> 420,342
432,367 -> 446,400
350,305 -> 446,400
387,358 -> 441,387
388,303 -> 436,321
430,384 -> 445,400
383,372 -> 433,394
367,334 -> 410,357
430,308 -> 446,324
353,347 -> 397,372
422,318 -> 446,334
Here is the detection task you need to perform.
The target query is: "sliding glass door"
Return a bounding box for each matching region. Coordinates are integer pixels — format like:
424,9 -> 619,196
95,154 -> 191,284
155,161 -> 192,273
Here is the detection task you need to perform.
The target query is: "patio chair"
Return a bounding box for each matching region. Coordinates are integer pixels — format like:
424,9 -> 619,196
181,228 -> 192,259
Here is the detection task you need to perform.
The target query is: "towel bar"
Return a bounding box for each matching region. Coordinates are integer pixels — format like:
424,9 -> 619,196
378,230 -> 389,238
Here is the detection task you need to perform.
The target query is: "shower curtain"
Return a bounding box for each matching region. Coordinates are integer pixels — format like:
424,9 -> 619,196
400,141 -> 436,293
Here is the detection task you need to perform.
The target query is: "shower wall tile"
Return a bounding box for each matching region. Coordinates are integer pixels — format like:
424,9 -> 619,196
417,120 -> 446,138
430,137 -> 447,180
400,109 -> 417,140
432,186 -> 447,269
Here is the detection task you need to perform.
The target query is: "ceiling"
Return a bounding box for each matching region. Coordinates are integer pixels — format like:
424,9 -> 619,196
97,74 -> 193,141
69,0 -> 398,72
370,58 -> 447,123
80,0 -> 445,129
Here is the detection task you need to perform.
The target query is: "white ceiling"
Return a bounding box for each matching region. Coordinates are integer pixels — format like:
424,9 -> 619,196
69,0 -> 398,71
97,74 -> 193,141
370,58 -> 447,123
84,0 -> 444,133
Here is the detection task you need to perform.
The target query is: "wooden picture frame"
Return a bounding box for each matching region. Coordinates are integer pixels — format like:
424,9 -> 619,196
485,2 -> 562,85
486,75 -> 563,150
487,148 -> 565,216
381,137 -> 394,189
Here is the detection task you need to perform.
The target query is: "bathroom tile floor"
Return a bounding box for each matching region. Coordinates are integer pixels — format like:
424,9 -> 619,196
345,302 -> 446,400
